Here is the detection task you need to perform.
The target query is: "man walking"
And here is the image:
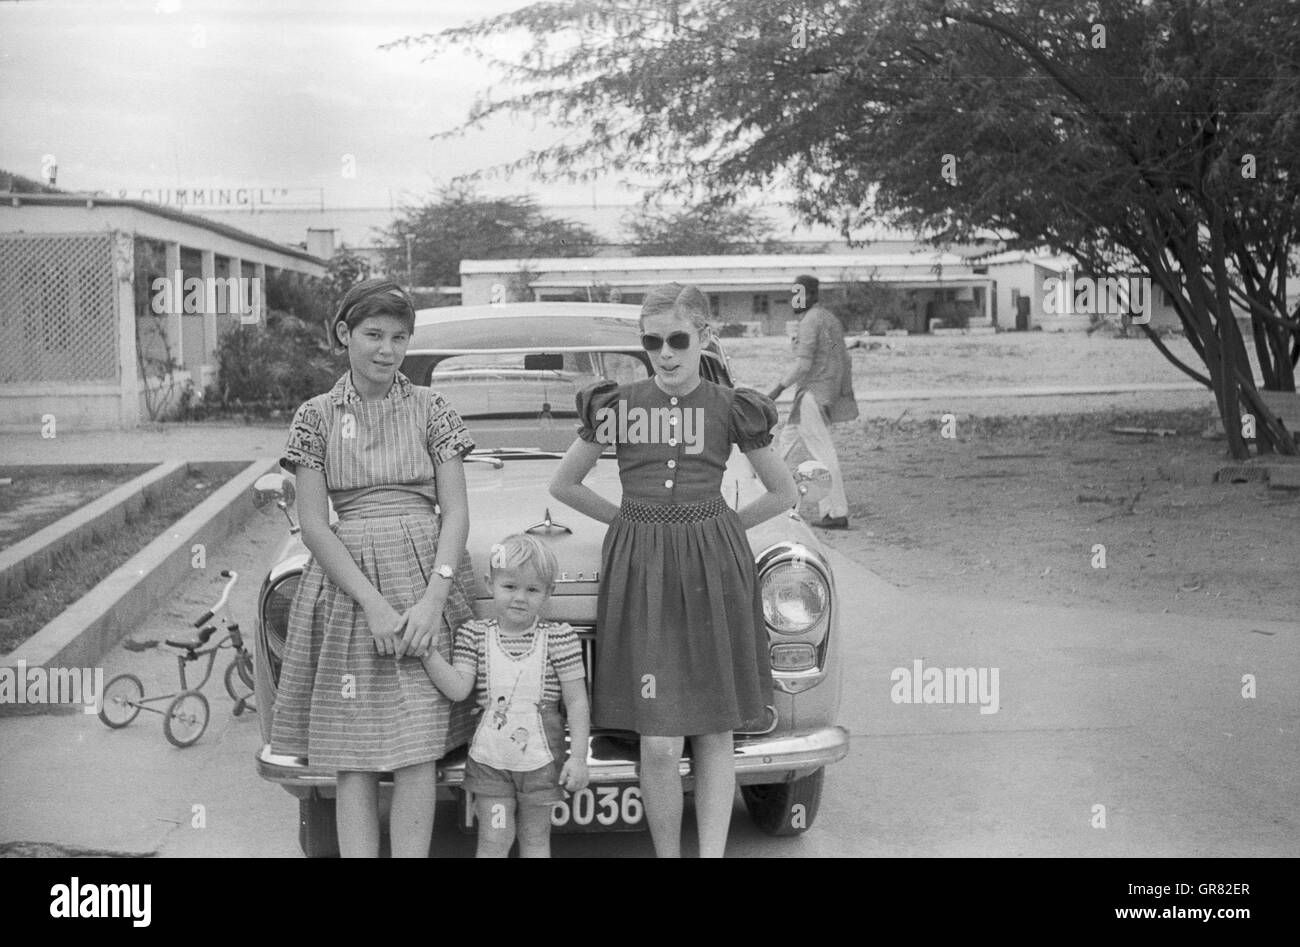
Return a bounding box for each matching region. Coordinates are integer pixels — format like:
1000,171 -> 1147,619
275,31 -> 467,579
768,275 -> 857,529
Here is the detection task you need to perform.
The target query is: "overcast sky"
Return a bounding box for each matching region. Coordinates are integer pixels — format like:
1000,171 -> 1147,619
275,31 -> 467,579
0,0 -> 653,210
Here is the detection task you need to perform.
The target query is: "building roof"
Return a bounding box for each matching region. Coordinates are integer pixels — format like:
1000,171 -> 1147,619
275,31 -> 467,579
2,192 -> 326,266
461,250 -> 976,275
971,249 -> 1076,269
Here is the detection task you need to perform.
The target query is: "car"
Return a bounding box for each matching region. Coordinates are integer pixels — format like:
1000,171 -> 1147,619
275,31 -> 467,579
250,302 -> 850,856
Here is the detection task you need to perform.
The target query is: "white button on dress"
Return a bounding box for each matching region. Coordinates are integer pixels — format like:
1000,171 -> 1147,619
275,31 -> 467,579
665,479 -> 674,489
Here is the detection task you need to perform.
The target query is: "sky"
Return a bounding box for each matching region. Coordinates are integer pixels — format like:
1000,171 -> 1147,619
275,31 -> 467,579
0,0 -> 653,212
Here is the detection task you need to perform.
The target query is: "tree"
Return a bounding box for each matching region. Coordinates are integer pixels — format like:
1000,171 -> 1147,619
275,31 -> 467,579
393,0 -> 1300,458
0,169 -> 61,194
380,182 -> 600,287
623,202 -> 798,254
323,247 -> 372,311
835,276 -> 912,334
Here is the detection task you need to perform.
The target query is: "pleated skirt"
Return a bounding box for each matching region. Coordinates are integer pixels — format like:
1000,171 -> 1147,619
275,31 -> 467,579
269,511 -> 477,771
593,497 -> 773,736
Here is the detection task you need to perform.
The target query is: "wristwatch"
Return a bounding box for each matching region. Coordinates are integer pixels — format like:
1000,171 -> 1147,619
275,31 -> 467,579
433,564 -> 454,580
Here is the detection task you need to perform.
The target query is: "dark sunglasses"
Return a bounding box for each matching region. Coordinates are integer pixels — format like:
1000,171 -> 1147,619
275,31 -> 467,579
640,331 -> 694,352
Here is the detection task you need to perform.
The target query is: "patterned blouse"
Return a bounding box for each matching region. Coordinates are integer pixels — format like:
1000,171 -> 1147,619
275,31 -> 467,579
281,371 -> 475,513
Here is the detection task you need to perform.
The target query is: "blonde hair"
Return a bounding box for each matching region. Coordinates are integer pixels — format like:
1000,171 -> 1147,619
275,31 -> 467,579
488,533 -> 559,586
640,282 -> 711,335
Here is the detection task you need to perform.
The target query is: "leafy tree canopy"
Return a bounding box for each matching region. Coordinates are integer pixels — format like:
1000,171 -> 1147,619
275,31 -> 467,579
393,0 -> 1300,457
622,201 -> 801,254
380,182 -> 600,286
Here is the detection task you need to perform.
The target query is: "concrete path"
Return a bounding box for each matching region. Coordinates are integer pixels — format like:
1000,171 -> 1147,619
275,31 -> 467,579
1,529 -> 1294,857
808,547 -> 1300,857
0,423 -> 285,466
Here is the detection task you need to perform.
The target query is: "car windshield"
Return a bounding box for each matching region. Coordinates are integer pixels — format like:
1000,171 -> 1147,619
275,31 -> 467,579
427,351 -> 649,420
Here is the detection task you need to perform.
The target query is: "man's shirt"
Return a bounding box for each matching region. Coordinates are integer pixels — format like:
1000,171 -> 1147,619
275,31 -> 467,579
793,303 -> 849,408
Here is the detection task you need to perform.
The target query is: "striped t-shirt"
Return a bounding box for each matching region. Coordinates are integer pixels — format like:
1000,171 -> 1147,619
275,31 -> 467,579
452,619 -> 585,709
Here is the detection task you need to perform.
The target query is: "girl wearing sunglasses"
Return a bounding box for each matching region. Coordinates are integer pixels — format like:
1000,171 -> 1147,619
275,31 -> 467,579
550,283 -> 798,857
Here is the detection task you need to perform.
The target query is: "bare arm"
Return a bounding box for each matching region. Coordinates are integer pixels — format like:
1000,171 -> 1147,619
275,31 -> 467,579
549,438 -> 620,525
429,455 -> 470,599
296,466 -> 403,651
397,454 -> 471,657
558,677 -> 591,791
736,445 -> 799,530
421,649 -> 475,702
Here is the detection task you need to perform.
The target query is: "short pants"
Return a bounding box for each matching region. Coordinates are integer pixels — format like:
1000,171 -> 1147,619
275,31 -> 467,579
462,707 -> 567,807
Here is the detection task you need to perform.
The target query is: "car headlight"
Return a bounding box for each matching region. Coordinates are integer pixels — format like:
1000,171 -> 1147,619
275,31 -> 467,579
760,562 -> 829,635
261,573 -> 299,666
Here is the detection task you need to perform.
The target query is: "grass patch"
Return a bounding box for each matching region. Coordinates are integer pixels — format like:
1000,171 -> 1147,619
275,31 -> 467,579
0,467 -> 232,656
0,465 -> 149,548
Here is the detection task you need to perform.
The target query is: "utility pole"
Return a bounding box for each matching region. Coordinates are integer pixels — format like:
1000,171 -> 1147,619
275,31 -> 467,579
405,233 -> 414,293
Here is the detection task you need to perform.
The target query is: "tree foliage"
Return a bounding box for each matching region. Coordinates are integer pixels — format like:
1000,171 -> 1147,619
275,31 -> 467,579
379,182 -> 600,286
623,202 -> 799,254
394,0 -> 1300,458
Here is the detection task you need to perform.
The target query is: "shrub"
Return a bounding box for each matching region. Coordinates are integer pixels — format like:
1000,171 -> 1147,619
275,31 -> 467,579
210,309 -> 342,414
717,322 -> 749,338
833,278 -> 911,333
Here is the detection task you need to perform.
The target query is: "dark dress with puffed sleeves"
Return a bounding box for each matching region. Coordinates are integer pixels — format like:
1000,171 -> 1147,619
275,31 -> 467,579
574,377 -> 778,735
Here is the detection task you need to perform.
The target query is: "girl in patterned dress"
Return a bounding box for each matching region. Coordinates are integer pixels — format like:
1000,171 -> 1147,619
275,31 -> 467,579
271,278 -> 477,858
549,283 -> 798,857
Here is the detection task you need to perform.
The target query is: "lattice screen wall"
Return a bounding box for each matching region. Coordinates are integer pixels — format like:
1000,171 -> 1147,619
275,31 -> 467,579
0,233 -> 118,384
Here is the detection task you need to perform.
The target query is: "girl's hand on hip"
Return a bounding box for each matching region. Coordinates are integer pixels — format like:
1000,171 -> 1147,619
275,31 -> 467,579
398,596 -> 444,658
365,601 -> 406,656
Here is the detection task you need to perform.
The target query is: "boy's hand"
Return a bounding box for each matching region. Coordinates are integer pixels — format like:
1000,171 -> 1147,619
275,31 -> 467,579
558,757 -> 589,793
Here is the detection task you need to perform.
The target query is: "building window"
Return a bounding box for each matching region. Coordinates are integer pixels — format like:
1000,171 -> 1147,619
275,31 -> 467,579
708,294 -> 721,320
752,293 -> 770,316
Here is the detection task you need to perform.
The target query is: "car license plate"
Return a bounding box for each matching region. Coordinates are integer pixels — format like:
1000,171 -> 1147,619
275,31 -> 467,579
460,785 -> 647,834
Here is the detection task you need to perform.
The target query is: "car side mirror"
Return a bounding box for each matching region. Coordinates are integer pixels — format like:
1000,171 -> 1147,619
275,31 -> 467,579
252,472 -> 299,533
794,461 -> 831,506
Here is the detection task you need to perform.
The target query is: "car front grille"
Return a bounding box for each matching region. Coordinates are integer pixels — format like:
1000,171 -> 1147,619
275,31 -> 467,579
571,624 -> 596,709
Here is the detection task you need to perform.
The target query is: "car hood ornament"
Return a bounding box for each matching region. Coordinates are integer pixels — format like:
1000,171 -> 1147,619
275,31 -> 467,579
525,507 -> 573,535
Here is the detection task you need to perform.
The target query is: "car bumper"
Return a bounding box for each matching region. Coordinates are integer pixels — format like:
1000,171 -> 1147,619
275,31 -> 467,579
256,725 -> 851,798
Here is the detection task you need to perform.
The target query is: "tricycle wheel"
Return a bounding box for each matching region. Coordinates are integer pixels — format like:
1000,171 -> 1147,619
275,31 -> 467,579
97,674 -> 144,728
162,691 -> 210,748
299,792 -> 339,858
740,768 -> 824,837
224,653 -> 255,703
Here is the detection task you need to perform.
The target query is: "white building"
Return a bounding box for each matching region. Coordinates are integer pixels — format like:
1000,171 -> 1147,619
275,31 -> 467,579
1,193 -> 325,430
461,251 -> 1000,335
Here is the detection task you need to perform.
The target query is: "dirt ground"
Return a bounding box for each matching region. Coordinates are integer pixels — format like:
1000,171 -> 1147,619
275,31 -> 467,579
799,406 -> 1300,624
723,329 -> 1212,393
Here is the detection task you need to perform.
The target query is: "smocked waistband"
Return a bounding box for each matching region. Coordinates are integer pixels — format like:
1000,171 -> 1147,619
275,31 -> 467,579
619,495 -> 729,523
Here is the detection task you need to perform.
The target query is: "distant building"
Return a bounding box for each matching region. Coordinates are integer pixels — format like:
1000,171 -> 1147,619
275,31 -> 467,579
460,250 -> 1001,335
1,193 -> 325,431
976,250 -> 1187,331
